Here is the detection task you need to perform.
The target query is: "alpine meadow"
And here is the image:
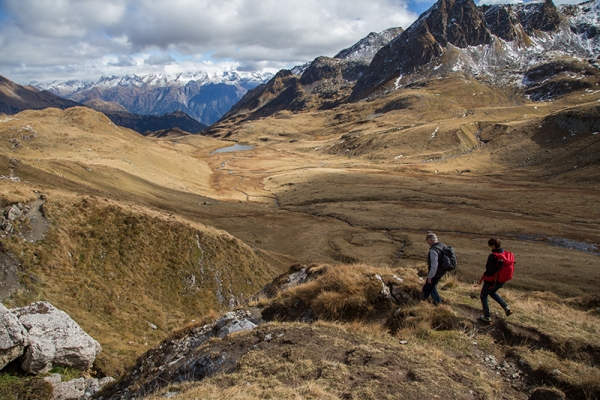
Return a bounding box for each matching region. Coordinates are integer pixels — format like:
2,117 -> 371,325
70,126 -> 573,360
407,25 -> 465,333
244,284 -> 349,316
1,0 -> 600,399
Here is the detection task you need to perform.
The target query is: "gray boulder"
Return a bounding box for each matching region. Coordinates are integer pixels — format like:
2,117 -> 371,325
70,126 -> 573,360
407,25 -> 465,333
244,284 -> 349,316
0,303 -> 29,369
12,301 -> 101,374
83,376 -> 116,398
44,373 -> 86,400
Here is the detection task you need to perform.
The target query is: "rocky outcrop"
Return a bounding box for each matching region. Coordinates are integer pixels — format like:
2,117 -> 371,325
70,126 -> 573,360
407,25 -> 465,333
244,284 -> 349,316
104,263 -> 425,399
0,301 -> 102,374
105,309 -> 263,399
0,303 -> 28,370
43,373 -> 115,400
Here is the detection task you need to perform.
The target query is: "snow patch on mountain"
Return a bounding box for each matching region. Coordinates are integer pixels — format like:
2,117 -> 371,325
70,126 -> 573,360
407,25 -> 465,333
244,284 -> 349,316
392,0 -> 600,91
32,70 -> 274,96
334,27 -> 404,61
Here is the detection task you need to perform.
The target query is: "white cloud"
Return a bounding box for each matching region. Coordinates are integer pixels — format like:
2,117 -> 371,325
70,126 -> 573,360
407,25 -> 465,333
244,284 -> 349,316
0,0 -> 417,84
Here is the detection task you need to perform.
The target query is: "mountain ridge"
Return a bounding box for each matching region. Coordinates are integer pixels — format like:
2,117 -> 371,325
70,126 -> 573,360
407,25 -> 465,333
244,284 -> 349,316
33,71 -> 274,126
208,28 -> 405,128
212,0 -> 600,126
351,0 -> 600,100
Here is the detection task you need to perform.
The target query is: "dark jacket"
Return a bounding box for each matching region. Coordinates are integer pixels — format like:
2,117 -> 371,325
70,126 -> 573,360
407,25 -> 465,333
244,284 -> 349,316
427,242 -> 446,279
483,248 -> 504,278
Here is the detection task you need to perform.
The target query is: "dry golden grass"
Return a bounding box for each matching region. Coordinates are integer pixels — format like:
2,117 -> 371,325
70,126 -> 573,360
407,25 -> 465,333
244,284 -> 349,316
514,347 -> 600,397
1,189 -> 274,377
263,263 -> 422,321
139,318 -> 504,400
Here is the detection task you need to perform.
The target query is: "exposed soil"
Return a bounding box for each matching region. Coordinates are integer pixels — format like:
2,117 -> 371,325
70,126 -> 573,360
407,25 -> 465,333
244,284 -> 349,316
0,251 -> 20,300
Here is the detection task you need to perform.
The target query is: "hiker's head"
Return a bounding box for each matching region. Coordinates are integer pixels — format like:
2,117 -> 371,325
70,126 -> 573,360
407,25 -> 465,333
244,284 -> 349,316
488,237 -> 501,249
425,233 -> 438,245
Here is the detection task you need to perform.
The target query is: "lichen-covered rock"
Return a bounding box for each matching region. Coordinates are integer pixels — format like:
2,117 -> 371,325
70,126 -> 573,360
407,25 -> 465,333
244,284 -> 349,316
83,376 -> 116,398
105,308 -> 263,399
43,373 -> 86,400
0,303 -> 28,370
12,301 -> 101,374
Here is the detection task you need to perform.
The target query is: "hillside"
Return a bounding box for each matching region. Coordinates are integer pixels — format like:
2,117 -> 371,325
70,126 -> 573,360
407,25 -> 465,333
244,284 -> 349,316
104,263 -> 600,400
100,110 -> 207,134
0,75 -> 79,115
0,107 -> 277,377
0,0 -> 599,398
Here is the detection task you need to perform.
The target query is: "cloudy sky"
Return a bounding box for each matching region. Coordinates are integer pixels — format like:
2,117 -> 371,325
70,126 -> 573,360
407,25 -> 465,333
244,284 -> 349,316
0,0 -> 584,85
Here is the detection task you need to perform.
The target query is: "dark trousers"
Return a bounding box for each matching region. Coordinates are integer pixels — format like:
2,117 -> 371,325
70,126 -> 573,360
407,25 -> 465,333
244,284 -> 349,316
422,273 -> 445,304
480,281 -> 508,318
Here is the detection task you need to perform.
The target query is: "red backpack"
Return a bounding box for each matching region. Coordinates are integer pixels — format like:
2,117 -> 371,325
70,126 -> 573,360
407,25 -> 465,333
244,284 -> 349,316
494,251 -> 515,283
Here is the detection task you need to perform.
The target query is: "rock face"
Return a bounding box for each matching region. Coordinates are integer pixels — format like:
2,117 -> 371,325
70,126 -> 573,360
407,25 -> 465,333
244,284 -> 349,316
3,301 -> 102,374
105,309 -> 264,399
334,27 -> 404,61
350,0 -> 599,100
0,303 -> 28,370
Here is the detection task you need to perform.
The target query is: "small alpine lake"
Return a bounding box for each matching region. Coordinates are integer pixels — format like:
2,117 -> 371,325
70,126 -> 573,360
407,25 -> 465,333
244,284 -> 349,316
211,143 -> 255,154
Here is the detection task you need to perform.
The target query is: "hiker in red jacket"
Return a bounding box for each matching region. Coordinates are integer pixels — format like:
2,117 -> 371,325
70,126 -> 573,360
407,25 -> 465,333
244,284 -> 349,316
478,237 -> 514,324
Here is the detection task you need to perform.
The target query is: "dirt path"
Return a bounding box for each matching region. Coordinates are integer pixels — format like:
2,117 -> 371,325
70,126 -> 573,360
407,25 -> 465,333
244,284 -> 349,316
23,197 -> 48,242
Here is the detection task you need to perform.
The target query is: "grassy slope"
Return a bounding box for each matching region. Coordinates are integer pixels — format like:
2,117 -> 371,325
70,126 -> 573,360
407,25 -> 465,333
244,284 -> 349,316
131,263 -> 600,400
0,185 -> 274,377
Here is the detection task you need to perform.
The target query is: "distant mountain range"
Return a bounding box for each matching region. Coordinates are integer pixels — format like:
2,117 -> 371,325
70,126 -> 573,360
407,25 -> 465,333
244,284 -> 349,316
8,0 -> 600,133
0,75 -> 207,134
32,29 -> 405,128
212,0 -> 600,125
32,71 -> 274,126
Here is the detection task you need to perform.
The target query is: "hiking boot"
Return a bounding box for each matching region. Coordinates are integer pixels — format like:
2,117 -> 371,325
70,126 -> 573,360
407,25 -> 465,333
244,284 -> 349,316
504,308 -> 513,317
478,315 -> 492,324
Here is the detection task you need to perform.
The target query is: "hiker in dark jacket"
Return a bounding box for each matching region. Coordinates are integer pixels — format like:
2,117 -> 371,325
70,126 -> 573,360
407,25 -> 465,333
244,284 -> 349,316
478,237 -> 513,324
422,232 -> 446,305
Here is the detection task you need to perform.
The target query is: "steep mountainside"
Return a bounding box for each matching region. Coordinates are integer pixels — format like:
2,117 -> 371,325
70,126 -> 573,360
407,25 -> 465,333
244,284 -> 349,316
214,0 -> 600,127
0,75 -> 79,115
34,72 -> 273,125
209,28 -> 404,127
351,0 -> 600,100
82,99 -> 129,113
